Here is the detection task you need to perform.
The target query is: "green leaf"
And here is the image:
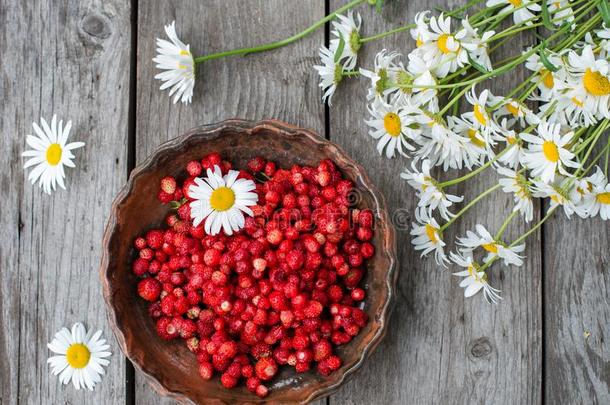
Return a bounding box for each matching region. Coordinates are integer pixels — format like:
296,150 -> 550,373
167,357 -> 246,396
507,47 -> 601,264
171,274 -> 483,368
467,52 -> 489,74
168,201 -> 181,209
599,0 -> 610,26
541,0 -> 556,31
539,45 -> 559,72
334,35 -> 345,63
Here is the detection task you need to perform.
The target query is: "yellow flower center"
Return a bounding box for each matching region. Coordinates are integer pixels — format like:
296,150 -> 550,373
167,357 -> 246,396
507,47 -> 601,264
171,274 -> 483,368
66,343 -> 91,369
468,128 -> 486,147
572,97 -> 584,107
542,140 -> 560,162
383,112 -> 402,137
507,135 -> 517,145
583,68 -> 610,96
550,194 -> 562,203
482,243 -> 498,253
416,36 -> 424,47
540,69 -> 554,89
474,104 -> 487,125
425,224 -> 438,243
437,34 -> 456,54
46,144 -> 62,166
467,264 -> 482,281
597,192 -> 610,204
508,0 -> 522,6
179,49 -> 190,56
210,187 -> 236,211
506,103 -> 521,117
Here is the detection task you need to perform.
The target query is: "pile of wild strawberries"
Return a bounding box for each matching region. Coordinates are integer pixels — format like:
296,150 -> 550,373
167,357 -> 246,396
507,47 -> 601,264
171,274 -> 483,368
132,152 -> 374,397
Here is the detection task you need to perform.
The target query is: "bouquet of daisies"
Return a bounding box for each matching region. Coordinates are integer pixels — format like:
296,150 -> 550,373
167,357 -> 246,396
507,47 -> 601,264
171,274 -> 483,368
312,0 -> 610,303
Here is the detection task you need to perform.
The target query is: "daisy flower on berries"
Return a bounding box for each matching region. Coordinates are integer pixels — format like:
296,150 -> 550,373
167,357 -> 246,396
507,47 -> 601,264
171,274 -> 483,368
410,210 -> 448,266
401,159 -> 464,220
450,251 -> 502,304
329,11 -> 362,70
565,45 -> 610,120
22,115 -> 85,194
457,224 -> 525,267
365,100 -> 418,158
313,45 -> 344,105
47,322 -> 111,391
521,120 -> 579,183
497,166 -> 535,222
189,165 -> 258,235
486,0 -> 541,26
153,21 -> 195,104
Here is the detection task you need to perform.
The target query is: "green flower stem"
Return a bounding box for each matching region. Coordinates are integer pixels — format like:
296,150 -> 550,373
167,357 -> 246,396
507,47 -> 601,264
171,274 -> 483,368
360,24 -> 415,43
440,183 -> 502,231
193,0 -> 366,64
473,0 -> 542,28
343,70 -> 360,77
582,140 -> 610,175
444,0 -> 487,17
517,80 -> 539,102
438,86 -> 469,115
439,146 -> 513,188
494,209 -> 519,240
575,121 -> 609,177
574,119 -> 609,155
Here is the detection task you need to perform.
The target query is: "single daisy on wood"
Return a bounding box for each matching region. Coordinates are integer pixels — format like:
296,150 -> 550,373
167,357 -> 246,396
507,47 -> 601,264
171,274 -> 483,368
47,322 -> 111,391
450,251 -> 502,303
22,115 -> 84,194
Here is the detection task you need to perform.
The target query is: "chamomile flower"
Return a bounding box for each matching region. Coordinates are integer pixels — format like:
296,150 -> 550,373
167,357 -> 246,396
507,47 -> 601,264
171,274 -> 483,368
486,0 -> 541,26
489,95 -> 540,128
415,13 -> 470,78
329,11 -> 362,70
547,0 -> 574,27
532,176 -> 587,218
565,45 -> 610,119
450,251 -> 502,303
581,168 -> 610,219
398,53 -> 439,110
464,87 -> 498,137
458,18 -> 495,71
365,100 -> 418,158
525,52 -> 563,100
153,21 -> 195,104
410,210 -> 448,266
496,120 -> 525,169
22,115 -> 85,194
457,224 -> 525,267
401,160 -> 464,220
521,120 -> 579,183
359,49 -> 402,101
411,11 -> 432,48
446,115 -> 490,168
412,111 -> 469,171
313,45 -> 344,105
47,322 -> 111,391
497,166 -> 534,222
189,166 -> 258,235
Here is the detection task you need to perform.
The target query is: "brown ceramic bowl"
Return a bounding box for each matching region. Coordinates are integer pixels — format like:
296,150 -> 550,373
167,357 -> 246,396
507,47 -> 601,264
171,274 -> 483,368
101,119 -> 397,404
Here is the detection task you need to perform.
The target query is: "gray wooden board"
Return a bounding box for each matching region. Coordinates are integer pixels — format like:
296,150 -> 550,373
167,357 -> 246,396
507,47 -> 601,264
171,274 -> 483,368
328,1 -> 542,404
0,0 -> 131,404
134,1 -> 325,403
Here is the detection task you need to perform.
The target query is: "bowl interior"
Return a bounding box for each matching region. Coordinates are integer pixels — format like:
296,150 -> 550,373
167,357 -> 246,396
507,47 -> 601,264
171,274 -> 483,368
104,121 -> 394,404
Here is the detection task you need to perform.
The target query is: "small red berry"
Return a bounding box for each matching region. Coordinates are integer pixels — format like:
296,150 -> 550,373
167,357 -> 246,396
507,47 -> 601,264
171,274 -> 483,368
160,176 -> 177,194
138,278 -> 161,302
255,357 -> 278,381
186,160 -> 203,177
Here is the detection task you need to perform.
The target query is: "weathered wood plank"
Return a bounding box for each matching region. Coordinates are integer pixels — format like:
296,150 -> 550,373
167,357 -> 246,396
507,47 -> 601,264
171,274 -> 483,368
0,0 -> 131,404
134,1 -> 325,403
328,1 -> 542,404
544,212 -> 610,403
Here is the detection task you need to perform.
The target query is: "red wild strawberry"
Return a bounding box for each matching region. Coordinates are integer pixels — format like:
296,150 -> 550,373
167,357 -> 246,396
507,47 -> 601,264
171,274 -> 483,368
199,362 -> 214,380
156,317 -> 178,340
145,230 -> 163,249
134,237 -> 147,250
351,288 -> 365,301
177,203 -> 191,221
138,278 -> 161,302
186,160 -> 203,177
132,258 -> 149,276
254,357 -> 278,381
158,190 -> 174,204
247,156 -> 266,172
313,339 -> 332,361
160,176 -> 177,194
217,341 -> 238,359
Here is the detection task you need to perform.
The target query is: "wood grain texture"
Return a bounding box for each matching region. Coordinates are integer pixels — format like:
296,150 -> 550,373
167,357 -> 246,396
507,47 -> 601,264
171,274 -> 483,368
544,212 -> 610,404
0,0 -> 131,404
134,1 -> 325,403
328,1 -> 542,404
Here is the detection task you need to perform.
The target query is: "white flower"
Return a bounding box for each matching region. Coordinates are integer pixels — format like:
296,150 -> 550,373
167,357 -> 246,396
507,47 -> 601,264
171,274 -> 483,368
548,0 -> 574,26
489,95 -> 540,128
47,322 -> 111,391
410,210 -> 448,266
450,251 -> 502,303
497,166 -> 535,222
464,86 -> 499,137
399,52 -> 439,110
447,114 -> 493,168
496,120 -> 525,169
525,52 -> 564,100
521,120 -> 579,183
413,13 -> 470,78
410,11 -> 432,48
330,11 -> 362,70
365,100 -> 418,158
486,0 -> 541,26
22,115 -> 85,194
189,166 -> 258,235
401,160 -> 464,220
153,21 -> 195,104
532,176 -> 587,218
359,49 -> 402,101
457,224 -> 525,267
314,45 -> 344,105
458,18 -> 495,71
581,167 -> 610,219
565,45 -> 610,120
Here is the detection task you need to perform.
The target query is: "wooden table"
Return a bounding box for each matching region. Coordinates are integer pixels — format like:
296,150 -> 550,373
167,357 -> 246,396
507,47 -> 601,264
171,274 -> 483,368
1,1 -> 609,404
